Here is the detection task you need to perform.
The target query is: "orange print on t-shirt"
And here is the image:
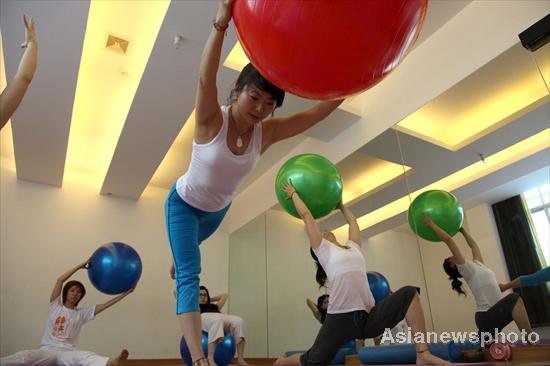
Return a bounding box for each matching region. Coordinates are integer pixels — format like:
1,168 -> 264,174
52,316 -> 66,337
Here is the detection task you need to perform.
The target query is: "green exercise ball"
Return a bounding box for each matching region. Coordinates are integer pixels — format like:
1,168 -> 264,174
408,190 -> 464,242
275,154 -> 343,219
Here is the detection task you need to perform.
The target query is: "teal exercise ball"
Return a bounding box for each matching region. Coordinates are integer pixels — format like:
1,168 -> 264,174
275,154 -> 343,219
408,190 -> 464,242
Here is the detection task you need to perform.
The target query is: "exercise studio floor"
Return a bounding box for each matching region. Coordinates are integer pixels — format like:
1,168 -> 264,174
118,343 -> 550,366
119,362 -> 550,366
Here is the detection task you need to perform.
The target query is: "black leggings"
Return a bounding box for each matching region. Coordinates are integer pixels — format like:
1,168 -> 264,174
475,293 -> 520,333
300,286 -> 419,366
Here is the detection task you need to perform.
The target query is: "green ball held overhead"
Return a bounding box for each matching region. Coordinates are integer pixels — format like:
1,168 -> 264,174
275,154 -> 343,219
408,190 -> 464,242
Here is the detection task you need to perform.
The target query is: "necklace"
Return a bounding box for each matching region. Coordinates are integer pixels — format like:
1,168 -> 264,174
229,108 -> 251,148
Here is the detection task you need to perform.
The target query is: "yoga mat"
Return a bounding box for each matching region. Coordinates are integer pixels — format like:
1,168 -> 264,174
285,349 -> 345,365
358,342 -> 462,364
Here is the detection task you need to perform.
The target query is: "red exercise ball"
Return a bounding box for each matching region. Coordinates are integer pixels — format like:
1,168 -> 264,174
233,0 -> 428,100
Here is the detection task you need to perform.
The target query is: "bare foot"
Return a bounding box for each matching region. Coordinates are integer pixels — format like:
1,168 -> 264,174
208,357 -> 217,366
107,349 -> 129,366
416,350 -> 449,365
273,353 -> 286,366
273,353 -> 302,366
238,358 -> 250,366
273,357 -> 283,366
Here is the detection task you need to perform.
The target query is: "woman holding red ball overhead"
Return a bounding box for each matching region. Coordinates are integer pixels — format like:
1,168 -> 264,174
165,1 -> 344,365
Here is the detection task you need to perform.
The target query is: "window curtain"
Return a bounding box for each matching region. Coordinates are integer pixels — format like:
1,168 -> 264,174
492,195 -> 550,326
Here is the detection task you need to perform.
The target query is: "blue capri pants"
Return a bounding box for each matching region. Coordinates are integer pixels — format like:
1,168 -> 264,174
165,184 -> 230,314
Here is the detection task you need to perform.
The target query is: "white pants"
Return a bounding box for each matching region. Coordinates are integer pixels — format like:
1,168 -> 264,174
201,313 -> 246,345
0,348 -> 109,366
0,349 -> 56,366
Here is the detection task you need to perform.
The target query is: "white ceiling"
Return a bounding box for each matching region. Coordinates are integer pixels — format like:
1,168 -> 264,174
349,103 -> 550,238
1,1 -> 548,234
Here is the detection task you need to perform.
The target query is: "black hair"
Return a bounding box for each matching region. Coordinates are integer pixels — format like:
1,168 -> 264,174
310,248 -> 327,289
316,294 -> 329,324
229,63 -> 285,107
443,258 -> 467,296
199,285 -> 211,304
62,280 -> 86,307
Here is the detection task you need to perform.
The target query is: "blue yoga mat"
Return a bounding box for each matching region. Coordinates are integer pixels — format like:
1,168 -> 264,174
285,340 -> 357,364
340,339 -> 357,355
458,341 -> 482,350
358,342 -> 462,364
285,349 -> 345,365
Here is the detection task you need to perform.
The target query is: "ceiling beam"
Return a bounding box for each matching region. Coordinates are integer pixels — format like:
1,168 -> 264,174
1,0 -> 89,186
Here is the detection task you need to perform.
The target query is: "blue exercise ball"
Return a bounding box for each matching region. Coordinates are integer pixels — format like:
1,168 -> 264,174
342,340 -> 356,350
88,242 -> 142,295
367,271 -> 391,304
180,332 -> 236,366
341,339 -> 357,355
215,334 -> 236,365
180,332 -> 208,366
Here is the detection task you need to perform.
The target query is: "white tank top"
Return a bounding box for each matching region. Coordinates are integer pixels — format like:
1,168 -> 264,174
313,239 -> 376,314
176,105 -> 262,212
457,259 -> 504,312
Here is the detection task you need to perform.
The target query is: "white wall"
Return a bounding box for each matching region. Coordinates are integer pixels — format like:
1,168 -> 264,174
228,213 -> 268,357
265,209 -> 321,357
366,230 -> 433,332
0,158 -> 229,358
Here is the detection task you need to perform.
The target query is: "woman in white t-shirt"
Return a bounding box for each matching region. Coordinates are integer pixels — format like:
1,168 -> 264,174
274,182 -> 447,366
0,259 -> 134,366
422,216 -> 533,336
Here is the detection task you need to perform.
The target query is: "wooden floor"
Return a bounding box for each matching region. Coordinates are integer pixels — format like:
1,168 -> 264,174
120,360 -> 550,366
120,347 -> 550,366
121,358 -> 277,366
119,344 -> 550,365
120,363 -> 550,366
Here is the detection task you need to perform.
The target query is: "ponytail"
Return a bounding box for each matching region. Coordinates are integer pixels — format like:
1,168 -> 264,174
310,248 -> 327,289
443,258 -> 467,296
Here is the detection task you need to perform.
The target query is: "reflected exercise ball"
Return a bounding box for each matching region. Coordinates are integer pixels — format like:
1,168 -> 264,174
408,190 -> 464,242
180,332 -> 235,366
367,271 -> 391,304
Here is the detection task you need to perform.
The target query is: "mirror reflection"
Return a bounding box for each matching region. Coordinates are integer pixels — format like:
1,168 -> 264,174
228,29 -> 549,366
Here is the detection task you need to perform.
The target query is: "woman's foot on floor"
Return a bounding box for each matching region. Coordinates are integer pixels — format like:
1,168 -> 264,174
108,349 -> 129,366
237,358 -> 250,366
273,353 -> 286,366
273,353 -> 302,366
416,350 -> 449,365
